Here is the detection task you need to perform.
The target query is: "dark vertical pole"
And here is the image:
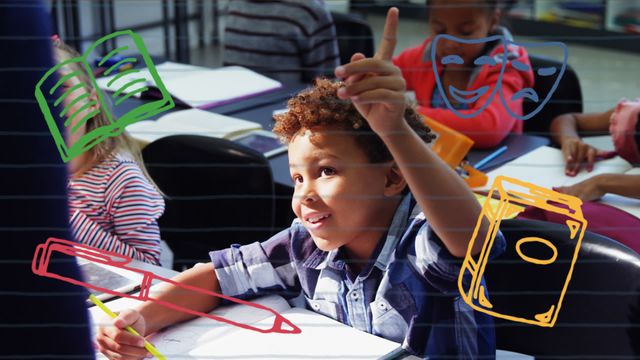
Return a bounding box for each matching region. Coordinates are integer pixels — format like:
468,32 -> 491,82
107,0 -> 116,49
197,0 -> 205,47
212,0 -> 219,45
162,0 -> 171,60
66,0 -> 81,51
98,0 -> 108,53
174,0 -> 190,63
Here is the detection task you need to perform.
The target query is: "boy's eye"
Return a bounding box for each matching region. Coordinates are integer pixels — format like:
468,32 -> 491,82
320,167 -> 336,177
292,174 -> 303,184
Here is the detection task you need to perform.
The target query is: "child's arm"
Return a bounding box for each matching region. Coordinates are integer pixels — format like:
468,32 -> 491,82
96,263 -> 221,358
96,229 -> 301,358
550,109 -> 613,175
336,8 -> 487,257
555,173 -> 640,201
550,109 -> 613,144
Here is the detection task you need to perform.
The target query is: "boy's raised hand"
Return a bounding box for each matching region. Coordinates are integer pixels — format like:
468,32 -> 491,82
335,7 -> 406,135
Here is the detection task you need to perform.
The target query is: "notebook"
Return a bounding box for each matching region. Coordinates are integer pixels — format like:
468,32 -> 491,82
125,108 -> 262,144
78,260 -> 142,303
90,294 -> 401,360
96,62 -> 283,109
477,146 -> 640,218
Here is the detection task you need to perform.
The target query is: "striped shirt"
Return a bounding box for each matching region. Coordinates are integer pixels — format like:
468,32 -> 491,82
223,0 -> 340,84
68,154 -> 164,265
211,194 -> 505,358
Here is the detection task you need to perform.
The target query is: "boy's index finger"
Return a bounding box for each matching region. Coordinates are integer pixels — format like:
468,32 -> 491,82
374,7 -> 399,61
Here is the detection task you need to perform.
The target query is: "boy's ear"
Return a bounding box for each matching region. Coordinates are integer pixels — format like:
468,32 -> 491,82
383,162 -> 406,197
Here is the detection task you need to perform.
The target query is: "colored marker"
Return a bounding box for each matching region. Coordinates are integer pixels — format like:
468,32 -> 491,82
474,145 -> 508,171
89,294 -> 166,360
32,238 -> 301,335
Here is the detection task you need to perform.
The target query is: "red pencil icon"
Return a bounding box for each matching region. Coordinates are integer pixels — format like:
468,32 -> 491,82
32,237 -> 301,334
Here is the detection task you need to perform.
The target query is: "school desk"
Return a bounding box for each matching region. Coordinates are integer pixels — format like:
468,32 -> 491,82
86,256 -> 531,360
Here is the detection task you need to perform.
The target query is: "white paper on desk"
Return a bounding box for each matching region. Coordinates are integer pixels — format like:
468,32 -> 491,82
184,308 -> 399,360
125,108 -> 262,143
160,65 -> 282,108
581,135 -> 615,152
93,294 -> 399,359
99,62 -> 283,107
479,146 -> 633,191
147,295 -> 292,356
96,61 -> 206,97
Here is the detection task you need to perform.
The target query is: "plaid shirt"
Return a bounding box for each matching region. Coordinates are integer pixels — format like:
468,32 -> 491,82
211,194 -> 506,358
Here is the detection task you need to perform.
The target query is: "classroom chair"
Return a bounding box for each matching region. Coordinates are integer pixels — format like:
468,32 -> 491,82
331,11 -> 375,66
486,219 -> 640,359
522,54 -> 583,137
142,135 -> 276,270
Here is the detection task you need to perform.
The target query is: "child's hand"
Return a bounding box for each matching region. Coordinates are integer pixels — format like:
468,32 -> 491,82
554,175 -> 606,201
561,136 -> 609,176
96,309 -> 151,359
334,7 -> 406,135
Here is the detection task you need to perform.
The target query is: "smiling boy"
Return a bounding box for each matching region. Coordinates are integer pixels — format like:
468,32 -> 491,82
97,8 -> 504,359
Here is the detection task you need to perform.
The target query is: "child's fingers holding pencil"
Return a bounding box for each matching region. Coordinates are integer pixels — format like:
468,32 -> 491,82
97,329 -> 150,360
100,346 -> 151,360
96,309 -> 148,359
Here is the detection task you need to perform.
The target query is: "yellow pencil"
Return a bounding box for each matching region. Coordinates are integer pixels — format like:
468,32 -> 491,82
88,294 -> 166,360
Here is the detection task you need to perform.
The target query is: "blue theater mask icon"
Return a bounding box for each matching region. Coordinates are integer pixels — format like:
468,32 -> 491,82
430,34 -> 568,121
500,41 -> 568,120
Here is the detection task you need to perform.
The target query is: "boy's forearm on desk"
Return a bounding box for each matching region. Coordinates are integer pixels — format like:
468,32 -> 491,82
380,122 -> 488,257
139,263 -> 221,334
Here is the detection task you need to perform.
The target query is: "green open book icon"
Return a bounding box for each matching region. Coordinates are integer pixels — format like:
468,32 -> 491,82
35,30 -> 174,162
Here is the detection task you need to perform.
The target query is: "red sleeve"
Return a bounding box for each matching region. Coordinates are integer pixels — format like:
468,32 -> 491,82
393,44 -> 425,92
419,59 -> 530,149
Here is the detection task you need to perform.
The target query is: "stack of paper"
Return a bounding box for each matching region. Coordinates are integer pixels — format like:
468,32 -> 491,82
125,108 -> 262,143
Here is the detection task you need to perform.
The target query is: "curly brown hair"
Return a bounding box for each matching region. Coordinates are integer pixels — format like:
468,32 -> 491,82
273,78 -> 435,163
